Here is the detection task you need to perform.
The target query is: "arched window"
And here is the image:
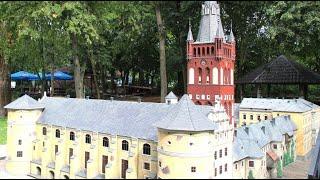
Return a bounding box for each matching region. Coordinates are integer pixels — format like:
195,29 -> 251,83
85,134 -> 91,144
220,68 -> 224,85
189,68 -> 194,84
122,140 -> 129,151
202,47 -> 205,56
230,69 -> 234,85
103,137 -> 109,147
207,47 -> 210,55
70,132 -> 75,141
198,68 -> 202,84
18,139 -> 22,145
212,67 -> 218,85
143,144 -> 151,155
56,129 -> 60,138
42,127 -> 47,135
198,47 -> 200,56
211,46 -> 214,55
193,48 -> 196,57
206,67 -> 210,84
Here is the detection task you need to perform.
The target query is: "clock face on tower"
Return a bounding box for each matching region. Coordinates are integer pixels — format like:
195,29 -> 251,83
201,59 -> 207,66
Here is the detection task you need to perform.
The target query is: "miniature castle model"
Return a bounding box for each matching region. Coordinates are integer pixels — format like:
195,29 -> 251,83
5,93 -> 234,179
186,1 -> 236,124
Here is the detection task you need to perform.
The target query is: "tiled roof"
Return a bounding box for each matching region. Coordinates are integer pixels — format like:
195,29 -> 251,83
267,150 -> 279,161
37,94 -> 216,141
236,55 -> 320,84
4,94 -> 44,110
154,95 -> 217,132
233,115 -> 297,162
240,97 -> 319,113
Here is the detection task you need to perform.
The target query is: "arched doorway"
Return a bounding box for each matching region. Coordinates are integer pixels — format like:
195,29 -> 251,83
63,175 -> 69,179
49,170 -> 55,179
36,167 -> 41,176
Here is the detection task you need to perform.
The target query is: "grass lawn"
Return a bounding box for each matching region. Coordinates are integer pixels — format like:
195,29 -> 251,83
0,118 -> 7,144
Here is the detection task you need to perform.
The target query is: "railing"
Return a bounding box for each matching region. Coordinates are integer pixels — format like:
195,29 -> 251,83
308,131 -> 320,179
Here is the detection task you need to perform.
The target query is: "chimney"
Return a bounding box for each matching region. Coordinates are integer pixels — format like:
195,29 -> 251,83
261,126 -> 265,134
110,97 -> 114,101
245,127 -> 249,135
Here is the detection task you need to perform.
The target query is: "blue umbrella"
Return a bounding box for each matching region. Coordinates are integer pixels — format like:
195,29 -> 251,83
46,71 -> 73,80
11,71 -> 39,81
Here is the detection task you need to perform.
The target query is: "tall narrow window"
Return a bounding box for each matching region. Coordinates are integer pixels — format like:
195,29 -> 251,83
43,127 -> 47,135
219,149 -> 222,158
207,47 -> 210,55
102,155 -> 108,173
215,168 -> 217,176
70,132 -> 75,141
219,165 -> 222,174
69,148 -> 73,165
55,145 -> 58,155
143,144 -> 151,155
202,47 -> 205,56
55,129 -> 60,138
198,68 -> 202,84
225,164 -> 227,172
85,134 -> 91,144
85,152 -> 90,169
198,47 -> 200,56
122,140 -> 129,151
18,140 -> 22,145
225,148 -> 227,156
206,67 -> 210,84
214,151 -> 217,159
103,137 -> 109,147
211,46 -> 214,55
249,160 -> 254,167
193,48 -> 196,57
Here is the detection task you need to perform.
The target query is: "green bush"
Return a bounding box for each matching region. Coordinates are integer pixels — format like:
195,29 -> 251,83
277,160 -> 283,177
0,118 -> 7,144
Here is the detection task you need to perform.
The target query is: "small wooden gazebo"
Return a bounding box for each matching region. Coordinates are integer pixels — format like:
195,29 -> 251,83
236,55 -> 320,100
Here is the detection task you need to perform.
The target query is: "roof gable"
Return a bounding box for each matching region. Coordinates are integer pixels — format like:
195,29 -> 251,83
4,94 -> 44,110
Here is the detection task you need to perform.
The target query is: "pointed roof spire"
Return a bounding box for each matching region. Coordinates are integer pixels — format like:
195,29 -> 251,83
216,16 -> 225,40
229,22 -> 235,43
187,19 -> 194,41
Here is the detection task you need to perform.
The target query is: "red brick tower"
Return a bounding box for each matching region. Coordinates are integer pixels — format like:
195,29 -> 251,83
187,1 -> 236,124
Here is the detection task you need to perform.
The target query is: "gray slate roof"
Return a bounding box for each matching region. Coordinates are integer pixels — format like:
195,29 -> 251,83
165,91 -> 178,99
233,115 -> 297,162
196,1 -> 225,43
4,94 -> 44,110
36,94 -> 216,141
154,95 -> 217,132
240,97 -> 319,113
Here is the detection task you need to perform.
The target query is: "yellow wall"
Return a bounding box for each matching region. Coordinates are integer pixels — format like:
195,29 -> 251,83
29,124 -> 158,179
6,109 -> 43,175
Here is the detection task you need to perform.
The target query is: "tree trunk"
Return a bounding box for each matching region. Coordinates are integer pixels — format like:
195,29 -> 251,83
89,50 -> 101,99
50,67 -> 54,97
72,33 -> 84,98
0,54 -> 10,117
155,2 -> 167,103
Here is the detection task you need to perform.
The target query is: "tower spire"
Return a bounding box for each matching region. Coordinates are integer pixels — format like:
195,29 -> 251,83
229,21 -> 235,43
187,18 -> 194,41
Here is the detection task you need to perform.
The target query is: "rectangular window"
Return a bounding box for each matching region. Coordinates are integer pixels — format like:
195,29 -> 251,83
102,155 -> 108,173
225,148 -> 227,156
243,114 -> 246,120
235,164 -> 237,170
159,161 -> 161,167
219,165 -> 222,174
273,144 -> 277,149
33,146 -> 35,151
214,151 -> 217,160
191,166 -> 196,173
225,164 -> 227,172
144,162 -> 150,170
55,145 -> 58,155
264,115 -> 268,120
219,149 -> 222,158
249,160 -> 254,167
257,115 -> 261,121
250,115 -> 253,120
69,148 -> 73,165
214,168 -> 217,176
17,151 -> 23,157
85,151 -> 90,169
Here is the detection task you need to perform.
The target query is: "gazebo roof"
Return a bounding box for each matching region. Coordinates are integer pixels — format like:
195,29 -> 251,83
236,55 -> 320,84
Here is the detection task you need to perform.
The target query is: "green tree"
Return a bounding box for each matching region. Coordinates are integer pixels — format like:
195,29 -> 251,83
277,160 -> 283,178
